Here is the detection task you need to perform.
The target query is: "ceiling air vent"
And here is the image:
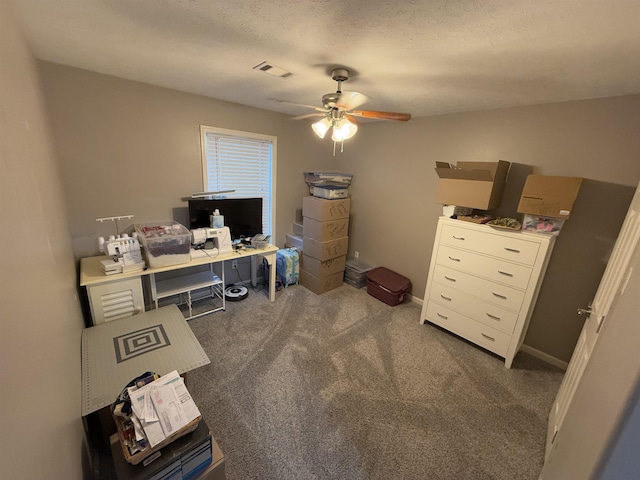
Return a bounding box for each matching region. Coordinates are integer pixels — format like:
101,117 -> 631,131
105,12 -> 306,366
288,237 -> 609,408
253,61 -> 293,79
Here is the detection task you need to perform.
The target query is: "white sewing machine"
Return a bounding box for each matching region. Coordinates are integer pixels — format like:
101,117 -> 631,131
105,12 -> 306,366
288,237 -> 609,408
191,226 -> 232,254
100,236 -> 145,275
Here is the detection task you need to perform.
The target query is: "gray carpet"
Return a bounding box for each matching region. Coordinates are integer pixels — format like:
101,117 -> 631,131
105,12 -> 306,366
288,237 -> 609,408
186,283 -> 564,480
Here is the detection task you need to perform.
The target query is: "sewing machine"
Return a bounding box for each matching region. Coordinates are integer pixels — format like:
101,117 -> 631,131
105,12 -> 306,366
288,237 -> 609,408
100,236 -> 145,275
191,227 -> 232,254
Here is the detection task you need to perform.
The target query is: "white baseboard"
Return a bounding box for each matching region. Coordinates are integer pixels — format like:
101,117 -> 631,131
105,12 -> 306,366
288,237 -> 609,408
408,294 -> 423,306
520,344 -> 568,370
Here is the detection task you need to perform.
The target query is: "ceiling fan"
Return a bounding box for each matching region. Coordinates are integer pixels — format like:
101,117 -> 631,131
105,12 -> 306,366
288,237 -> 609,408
282,68 -> 412,154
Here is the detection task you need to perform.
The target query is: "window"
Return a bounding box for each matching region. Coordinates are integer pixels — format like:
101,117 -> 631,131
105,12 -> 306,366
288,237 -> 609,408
200,126 -> 276,237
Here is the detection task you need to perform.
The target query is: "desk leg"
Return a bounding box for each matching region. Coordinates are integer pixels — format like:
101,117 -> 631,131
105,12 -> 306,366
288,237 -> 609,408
250,256 -> 257,287
260,251 -> 277,302
150,273 -> 159,309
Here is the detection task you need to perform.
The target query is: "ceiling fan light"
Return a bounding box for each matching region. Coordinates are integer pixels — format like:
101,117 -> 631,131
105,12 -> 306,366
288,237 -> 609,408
312,118 -> 331,138
331,118 -> 358,141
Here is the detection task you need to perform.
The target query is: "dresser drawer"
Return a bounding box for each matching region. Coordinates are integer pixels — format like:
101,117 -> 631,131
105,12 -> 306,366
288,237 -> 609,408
432,264 -> 525,312
429,281 -> 518,334
436,245 -> 533,290
425,301 -> 510,357
440,224 -> 541,265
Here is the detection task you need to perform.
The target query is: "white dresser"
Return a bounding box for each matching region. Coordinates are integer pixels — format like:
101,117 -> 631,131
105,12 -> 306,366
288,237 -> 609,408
420,217 -> 556,368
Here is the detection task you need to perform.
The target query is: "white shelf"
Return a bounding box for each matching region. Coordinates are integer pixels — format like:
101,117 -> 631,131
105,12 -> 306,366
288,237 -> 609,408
151,267 -> 226,320
155,271 -> 222,300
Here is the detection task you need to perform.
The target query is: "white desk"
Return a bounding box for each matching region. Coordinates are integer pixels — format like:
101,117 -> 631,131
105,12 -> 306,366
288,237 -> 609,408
80,244 -> 278,324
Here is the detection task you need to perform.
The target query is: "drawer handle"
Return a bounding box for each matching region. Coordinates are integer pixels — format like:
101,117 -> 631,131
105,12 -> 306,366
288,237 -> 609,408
444,275 -> 457,282
498,270 -> 514,277
448,256 -> 461,262
440,294 -> 452,301
492,292 -> 507,300
486,313 -> 501,321
437,313 -> 448,320
452,235 -> 465,240
481,333 -> 496,342
504,247 -> 521,253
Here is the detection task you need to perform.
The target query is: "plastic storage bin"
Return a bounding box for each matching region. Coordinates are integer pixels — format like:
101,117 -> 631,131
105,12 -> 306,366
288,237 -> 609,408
366,267 -> 411,306
344,258 -> 375,289
135,222 -> 191,268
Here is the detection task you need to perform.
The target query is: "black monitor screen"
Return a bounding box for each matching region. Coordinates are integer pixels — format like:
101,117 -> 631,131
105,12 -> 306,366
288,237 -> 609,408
188,198 -> 263,240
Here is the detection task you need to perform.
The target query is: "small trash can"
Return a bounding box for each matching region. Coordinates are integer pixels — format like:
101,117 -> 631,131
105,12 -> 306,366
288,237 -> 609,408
366,267 -> 411,306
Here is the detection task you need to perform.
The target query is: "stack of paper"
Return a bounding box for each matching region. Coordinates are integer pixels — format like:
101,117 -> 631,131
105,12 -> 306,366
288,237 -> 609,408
127,370 -> 201,448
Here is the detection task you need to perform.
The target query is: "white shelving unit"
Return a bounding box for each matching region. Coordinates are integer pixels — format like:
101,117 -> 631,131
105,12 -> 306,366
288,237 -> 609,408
150,264 -> 225,320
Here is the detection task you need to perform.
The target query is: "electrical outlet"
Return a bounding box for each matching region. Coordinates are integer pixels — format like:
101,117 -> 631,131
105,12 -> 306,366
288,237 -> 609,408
232,260 -> 238,269
354,251 -> 359,258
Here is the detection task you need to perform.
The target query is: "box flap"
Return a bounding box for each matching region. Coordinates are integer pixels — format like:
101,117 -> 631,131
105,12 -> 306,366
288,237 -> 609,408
517,175 -> 583,218
434,160 -> 508,182
435,167 -> 494,181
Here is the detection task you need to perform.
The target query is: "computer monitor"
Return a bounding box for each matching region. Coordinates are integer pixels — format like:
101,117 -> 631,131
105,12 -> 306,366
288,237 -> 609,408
188,198 -> 263,241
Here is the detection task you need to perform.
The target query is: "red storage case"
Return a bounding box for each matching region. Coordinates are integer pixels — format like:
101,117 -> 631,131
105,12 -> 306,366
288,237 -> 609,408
366,267 -> 411,306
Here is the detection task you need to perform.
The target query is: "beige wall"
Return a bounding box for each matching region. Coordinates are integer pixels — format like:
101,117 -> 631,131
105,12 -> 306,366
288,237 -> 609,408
339,96 -> 640,362
0,2 -> 85,479
38,61 -> 640,364
37,61 -> 332,260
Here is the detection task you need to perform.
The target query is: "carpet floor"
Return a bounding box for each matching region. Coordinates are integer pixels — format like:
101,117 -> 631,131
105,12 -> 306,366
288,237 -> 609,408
187,283 -> 564,480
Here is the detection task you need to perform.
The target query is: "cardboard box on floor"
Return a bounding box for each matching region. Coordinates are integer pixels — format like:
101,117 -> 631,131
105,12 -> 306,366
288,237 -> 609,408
303,217 -> 349,241
300,269 -> 344,294
435,160 -> 510,210
301,254 -> 346,277
302,196 -> 350,221
302,236 -> 349,261
517,175 -> 583,218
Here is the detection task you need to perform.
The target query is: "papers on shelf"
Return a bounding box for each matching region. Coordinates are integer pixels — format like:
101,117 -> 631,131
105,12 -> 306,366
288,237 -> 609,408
127,370 -> 201,448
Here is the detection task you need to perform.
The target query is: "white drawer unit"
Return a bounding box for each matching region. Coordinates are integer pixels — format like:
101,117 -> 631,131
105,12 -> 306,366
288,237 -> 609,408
86,277 -> 144,324
421,217 -> 555,368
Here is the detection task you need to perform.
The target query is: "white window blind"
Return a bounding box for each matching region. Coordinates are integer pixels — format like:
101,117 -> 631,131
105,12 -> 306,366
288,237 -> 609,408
200,126 -> 275,236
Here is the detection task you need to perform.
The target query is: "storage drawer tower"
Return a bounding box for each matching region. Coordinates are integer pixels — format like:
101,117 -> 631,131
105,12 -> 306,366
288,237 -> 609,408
421,217 -> 555,368
299,196 -> 350,294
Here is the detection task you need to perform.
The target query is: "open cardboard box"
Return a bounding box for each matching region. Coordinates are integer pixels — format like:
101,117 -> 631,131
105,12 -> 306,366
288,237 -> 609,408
517,175 -> 583,218
435,160 -> 510,210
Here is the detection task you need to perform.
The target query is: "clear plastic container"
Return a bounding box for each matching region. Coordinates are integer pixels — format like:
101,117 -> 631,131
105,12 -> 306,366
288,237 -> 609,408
303,171 -> 353,195
344,258 -> 375,288
135,222 -> 191,268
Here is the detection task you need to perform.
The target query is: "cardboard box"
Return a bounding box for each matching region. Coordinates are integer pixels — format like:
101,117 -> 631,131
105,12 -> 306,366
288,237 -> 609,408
301,254 -> 346,277
302,236 -> 349,261
517,175 -> 583,218
434,160 -> 510,210
302,196 -> 351,221
303,216 -> 349,241
300,269 -> 343,294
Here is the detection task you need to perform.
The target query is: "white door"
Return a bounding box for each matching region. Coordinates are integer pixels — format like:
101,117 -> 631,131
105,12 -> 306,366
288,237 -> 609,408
545,181 -> 640,458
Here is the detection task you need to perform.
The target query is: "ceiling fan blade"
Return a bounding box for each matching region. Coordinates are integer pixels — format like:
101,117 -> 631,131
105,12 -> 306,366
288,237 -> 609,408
349,110 -> 412,121
291,113 -> 327,120
336,91 -> 368,111
270,98 -> 328,112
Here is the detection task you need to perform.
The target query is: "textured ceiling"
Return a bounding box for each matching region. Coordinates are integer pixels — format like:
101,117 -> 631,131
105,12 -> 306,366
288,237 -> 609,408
9,0 -> 640,119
